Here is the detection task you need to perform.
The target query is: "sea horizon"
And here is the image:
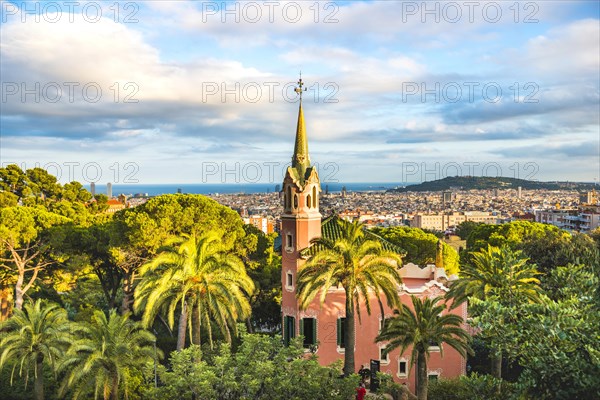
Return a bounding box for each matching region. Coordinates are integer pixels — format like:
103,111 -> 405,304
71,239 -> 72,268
86,182 -> 416,196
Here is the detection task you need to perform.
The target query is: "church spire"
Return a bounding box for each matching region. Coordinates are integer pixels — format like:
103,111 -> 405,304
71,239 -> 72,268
292,75 -> 310,179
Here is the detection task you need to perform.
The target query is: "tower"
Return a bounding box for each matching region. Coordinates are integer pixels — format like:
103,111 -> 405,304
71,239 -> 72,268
107,182 -> 113,198
281,76 -> 322,345
90,182 -> 96,197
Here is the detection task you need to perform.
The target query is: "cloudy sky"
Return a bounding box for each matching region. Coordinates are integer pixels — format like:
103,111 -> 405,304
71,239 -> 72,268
1,0 -> 599,185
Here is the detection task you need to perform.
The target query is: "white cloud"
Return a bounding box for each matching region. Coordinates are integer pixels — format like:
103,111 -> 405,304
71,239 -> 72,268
525,19 -> 600,77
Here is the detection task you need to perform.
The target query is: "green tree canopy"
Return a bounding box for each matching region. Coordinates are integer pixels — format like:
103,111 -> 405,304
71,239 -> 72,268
0,192 -> 18,208
26,168 -> 62,201
467,220 -> 562,251
0,299 -> 71,400
59,310 -> 159,400
447,245 -> 542,378
0,164 -> 30,200
0,206 -> 70,310
143,332 -> 358,400
469,263 -> 600,399
243,224 -> 282,333
466,221 -> 599,275
61,181 -> 93,203
454,221 -> 482,241
372,226 -> 459,275
115,194 -> 247,256
135,233 -> 254,350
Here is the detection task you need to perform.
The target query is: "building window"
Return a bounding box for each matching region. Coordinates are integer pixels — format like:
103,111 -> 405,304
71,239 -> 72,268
300,318 -> 317,348
294,194 -> 298,209
312,186 -> 317,208
379,346 -> 390,364
428,373 -> 439,381
286,233 -> 293,249
286,272 -> 293,288
283,315 -> 295,346
285,186 -> 291,209
307,194 -> 312,209
337,317 -> 346,349
398,359 -> 408,378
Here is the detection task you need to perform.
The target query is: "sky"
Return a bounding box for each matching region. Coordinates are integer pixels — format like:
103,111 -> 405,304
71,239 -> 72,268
1,0 -> 599,185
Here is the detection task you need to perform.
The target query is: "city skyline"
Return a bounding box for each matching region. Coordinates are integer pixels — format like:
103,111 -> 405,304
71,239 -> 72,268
1,1 -> 599,184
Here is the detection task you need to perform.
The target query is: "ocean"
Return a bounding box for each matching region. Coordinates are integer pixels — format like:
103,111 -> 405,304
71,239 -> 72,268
88,182 -> 413,196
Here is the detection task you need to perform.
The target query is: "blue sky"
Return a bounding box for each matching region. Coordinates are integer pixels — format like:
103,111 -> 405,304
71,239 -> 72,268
1,0 -> 599,184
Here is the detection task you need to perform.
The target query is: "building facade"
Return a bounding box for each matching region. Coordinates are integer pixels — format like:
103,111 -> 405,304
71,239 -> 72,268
280,81 -> 467,390
410,211 -> 497,231
535,206 -> 600,232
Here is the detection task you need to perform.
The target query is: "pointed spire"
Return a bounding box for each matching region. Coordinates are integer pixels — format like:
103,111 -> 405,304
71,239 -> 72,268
435,239 -> 444,269
292,75 -> 310,178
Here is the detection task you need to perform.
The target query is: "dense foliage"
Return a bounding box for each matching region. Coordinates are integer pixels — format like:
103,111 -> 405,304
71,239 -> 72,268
1,166 -> 599,400
143,332 -> 358,400
372,226 -> 459,275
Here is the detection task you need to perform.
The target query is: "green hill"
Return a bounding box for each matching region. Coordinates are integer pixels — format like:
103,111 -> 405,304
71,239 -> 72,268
389,176 -> 595,192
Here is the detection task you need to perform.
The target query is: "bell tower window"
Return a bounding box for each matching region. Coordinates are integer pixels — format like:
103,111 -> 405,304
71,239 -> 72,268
285,186 -> 291,210
312,186 -> 317,208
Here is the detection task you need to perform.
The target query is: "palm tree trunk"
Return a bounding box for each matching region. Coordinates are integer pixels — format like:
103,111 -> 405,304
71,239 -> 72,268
416,351 -> 428,400
343,288 -> 356,376
177,303 -> 188,350
192,304 -> 201,345
120,270 -> 135,314
207,312 -> 214,349
110,375 -> 119,400
0,286 -> 12,321
34,358 -> 44,400
491,351 -> 502,378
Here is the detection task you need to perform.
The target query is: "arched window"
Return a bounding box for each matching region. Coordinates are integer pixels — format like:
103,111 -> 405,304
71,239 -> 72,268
294,194 -> 298,209
312,186 -> 317,208
307,194 -> 312,209
286,186 -> 291,209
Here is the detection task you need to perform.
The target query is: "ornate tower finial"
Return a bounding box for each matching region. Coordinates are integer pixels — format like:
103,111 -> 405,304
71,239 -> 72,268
294,72 -> 306,102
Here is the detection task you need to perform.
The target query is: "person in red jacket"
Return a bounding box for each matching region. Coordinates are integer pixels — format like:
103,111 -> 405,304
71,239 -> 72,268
356,382 -> 367,400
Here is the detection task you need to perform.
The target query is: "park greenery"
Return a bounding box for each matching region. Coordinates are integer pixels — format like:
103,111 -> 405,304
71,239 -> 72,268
0,165 -> 599,400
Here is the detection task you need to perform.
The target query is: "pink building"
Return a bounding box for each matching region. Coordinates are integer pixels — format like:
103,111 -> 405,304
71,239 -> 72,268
281,80 -> 468,392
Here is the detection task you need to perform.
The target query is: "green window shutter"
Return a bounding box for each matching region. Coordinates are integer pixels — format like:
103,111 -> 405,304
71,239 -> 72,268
283,316 -> 295,346
291,317 -> 295,338
312,318 -> 317,345
299,318 -> 304,337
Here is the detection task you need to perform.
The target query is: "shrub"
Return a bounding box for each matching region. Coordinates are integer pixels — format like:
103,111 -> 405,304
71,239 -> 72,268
428,373 -> 518,400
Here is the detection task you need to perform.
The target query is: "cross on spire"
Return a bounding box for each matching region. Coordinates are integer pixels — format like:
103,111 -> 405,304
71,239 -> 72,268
294,72 -> 306,101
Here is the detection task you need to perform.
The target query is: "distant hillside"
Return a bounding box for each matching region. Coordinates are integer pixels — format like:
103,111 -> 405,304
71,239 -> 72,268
389,176 -> 596,192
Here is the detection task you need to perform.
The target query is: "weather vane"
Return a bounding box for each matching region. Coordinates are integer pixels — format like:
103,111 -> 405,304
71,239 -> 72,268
294,71 -> 307,101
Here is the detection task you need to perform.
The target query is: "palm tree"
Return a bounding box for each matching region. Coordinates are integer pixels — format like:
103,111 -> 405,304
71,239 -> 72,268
59,309 -> 158,400
297,219 -> 403,376
0,299 -> 71,400
376,295 -> 471,400
446,245 -> 541,377
134,233 -> 254,350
